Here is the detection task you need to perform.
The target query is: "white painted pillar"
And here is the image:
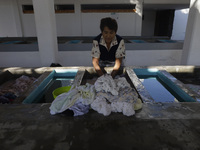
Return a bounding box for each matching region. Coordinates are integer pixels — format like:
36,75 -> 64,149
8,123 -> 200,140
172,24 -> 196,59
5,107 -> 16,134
135,0 -> 143,36
32,0 -> 58,66
181,0 -> 200,65
11,0 -> 23,37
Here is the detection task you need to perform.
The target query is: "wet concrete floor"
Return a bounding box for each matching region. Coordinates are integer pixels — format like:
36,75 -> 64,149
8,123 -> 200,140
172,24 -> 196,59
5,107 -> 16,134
1,102 -> 200,150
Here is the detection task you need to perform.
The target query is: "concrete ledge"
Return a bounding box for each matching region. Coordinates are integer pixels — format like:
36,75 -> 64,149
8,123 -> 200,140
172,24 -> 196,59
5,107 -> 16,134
0,103 -> 200,149
58,42 -> 183,51
0,41 -> 183,52
0,44 -> 39,52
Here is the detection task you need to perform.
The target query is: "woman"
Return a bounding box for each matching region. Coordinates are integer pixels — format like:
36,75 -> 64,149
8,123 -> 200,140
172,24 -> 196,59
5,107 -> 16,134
91,17 -> 125,78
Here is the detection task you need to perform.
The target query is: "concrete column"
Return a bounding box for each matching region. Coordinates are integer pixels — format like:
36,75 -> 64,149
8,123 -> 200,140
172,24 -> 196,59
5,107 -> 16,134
11,0 -> 23,37
32,0 -> 58,67
135,0 -> 143,36
181,0 -> 200,65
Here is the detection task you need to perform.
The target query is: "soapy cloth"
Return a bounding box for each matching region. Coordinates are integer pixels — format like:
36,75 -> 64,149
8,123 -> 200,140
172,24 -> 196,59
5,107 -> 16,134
91,96 -> 112,116
76,83 -> 96,105
94,74 -> 118,95
91,74 -> 142,116
69,83 -> 96,116
49,88 -> 80,115
49,83 -> 95,116
69,99 -> 90,116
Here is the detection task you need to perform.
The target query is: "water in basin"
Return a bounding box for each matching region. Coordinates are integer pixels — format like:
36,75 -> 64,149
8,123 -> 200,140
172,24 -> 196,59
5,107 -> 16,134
36,78 -> 74,103
134,69 -> 196,102
139,76 -> 176,102
23,69 -> 77,103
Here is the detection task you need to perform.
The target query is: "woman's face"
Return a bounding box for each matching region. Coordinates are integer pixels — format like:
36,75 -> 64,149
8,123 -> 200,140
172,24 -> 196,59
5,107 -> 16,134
102,26 -> 116,44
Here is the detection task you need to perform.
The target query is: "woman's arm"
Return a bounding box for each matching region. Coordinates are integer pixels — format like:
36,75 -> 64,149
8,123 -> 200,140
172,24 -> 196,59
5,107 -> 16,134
111,57 -> 122,78
92,57 -> 104,76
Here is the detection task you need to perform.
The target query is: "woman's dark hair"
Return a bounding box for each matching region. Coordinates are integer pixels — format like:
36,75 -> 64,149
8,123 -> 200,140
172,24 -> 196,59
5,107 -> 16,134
100,17 -> 118,33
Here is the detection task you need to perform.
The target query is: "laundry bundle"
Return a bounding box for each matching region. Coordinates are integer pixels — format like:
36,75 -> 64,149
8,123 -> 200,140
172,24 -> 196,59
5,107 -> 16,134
49,74 -> 142,116
49,83 -> 95,116
91,74 -> 142,116
0,75 -> 36,104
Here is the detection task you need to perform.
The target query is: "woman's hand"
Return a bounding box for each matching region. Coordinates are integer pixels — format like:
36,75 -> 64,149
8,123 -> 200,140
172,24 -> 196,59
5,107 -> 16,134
92,57 -> 104,76
111,58 -> 122,78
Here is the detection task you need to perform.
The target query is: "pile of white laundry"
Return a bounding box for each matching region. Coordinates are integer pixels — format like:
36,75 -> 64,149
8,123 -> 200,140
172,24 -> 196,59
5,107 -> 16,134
49,74 -> 142,116
49,83 -> 95,116
91,74 -> 142,116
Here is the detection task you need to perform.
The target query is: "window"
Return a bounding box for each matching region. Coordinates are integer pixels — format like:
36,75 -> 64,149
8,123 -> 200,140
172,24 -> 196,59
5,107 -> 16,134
81,4 -> 136,13
22,4 -> 75,14
22,5 -> 34,14
55,4 -> 74,13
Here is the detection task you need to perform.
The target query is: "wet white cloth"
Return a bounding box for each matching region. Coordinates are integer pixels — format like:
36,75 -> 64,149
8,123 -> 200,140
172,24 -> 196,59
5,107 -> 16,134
69,99 -> 90,116
77,83 -> 96,105
111,101 -> 135,116
91,75 -> 142,116
92,89 -> 139,116
115,77 -> 131,90
50,88 -> 80,115
50,83 -> 95,116
91,97 -> 112,116
94,74 -> 118,95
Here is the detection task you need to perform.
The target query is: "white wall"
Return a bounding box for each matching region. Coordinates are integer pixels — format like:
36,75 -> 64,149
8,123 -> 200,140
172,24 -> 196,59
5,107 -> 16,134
171,9 -> 189,40
81,13 -> 137,36
58,50 -> 182,66
0,0 -> 142,37
181,0 -> 200,65
55,0 -> 81,36
0,0 -> 19,37
56,13 -> 81,36
125,49 -> 182,66
0,49 -> 182,67
18,0 -> 36,37
0,52 -> 41,67
21,14 -> 37,37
